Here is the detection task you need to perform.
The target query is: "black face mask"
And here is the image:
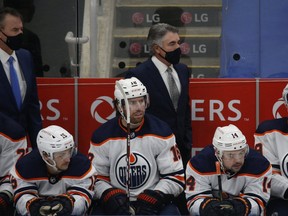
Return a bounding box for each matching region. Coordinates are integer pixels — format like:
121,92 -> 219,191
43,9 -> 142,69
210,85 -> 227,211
1,31 -> 23,50
159,47 -> 181,65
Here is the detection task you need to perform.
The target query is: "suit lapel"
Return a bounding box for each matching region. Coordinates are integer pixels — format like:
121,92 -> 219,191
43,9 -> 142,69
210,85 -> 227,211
147,59 -> 175,109
147,59 -> 171,99
16,51 -> 29,105
0,61 -> 18,106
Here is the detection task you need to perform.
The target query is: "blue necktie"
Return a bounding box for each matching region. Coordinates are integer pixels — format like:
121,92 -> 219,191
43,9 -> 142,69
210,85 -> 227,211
8,56 -> 22,110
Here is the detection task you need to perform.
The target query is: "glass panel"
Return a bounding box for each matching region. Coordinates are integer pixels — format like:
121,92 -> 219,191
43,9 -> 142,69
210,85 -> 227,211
1,0 -> 222,78
3,0 -> 85,77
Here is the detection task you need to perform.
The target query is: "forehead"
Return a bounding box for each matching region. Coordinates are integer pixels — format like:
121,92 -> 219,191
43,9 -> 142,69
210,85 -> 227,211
162,32 -> 180,44
128,96 -> 144,102
2,14 -> 22,29
54,148 -> 71,155
223,149 -> 245,154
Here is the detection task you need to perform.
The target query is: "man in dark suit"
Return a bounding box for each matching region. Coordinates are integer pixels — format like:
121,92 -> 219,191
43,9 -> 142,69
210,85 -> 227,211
0,7 -> 42,148
126,23 -> 192,215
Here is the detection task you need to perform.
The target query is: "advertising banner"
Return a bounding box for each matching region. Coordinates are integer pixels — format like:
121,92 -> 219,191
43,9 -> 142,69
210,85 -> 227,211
190,79 -> 257,155
37,78 -> 75,136
37,78 -> 288,156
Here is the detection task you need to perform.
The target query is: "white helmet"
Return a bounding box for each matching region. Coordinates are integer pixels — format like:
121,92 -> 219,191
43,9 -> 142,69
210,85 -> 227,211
114,77 -> 149,120
213,124 -> 247,152
37,125 -> 76,170
282,84 -> 288,106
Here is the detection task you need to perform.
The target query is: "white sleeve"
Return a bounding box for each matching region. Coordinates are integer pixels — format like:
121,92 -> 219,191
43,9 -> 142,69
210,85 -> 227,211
185,161 -> 213,215
153,136 -> 184,197
254,133 -> 288,198
88,141 -> 112,199
10,166 -> 37,216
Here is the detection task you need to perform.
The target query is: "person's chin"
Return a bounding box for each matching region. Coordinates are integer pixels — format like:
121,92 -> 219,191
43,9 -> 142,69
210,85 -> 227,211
59,165 -> 69,171
232,165 -> 242,172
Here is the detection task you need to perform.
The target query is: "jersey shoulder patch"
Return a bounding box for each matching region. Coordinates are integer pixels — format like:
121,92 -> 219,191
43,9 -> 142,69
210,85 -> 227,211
91,117 -> 124,143
256,117 -> 288,134
62,152 -> 93,177
190,145 -> 217,173
139,113 -> 173,137
239,148 -> 271,175
16,150 -> 48,179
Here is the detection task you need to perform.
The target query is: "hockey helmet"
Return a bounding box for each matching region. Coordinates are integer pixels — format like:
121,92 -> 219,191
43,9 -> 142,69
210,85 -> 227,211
213,124 -> 247,153
37,125 -> 76,167
114,77 -> 149,118
282,84 -> 288,106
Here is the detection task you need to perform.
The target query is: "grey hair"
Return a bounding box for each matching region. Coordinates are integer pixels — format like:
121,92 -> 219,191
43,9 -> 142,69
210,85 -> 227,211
147,23 -> 179,52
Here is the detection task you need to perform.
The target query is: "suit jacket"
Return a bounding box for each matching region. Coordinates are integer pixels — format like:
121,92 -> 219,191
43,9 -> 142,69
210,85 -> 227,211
126,58 -> 192,163
0,48 -> 42,148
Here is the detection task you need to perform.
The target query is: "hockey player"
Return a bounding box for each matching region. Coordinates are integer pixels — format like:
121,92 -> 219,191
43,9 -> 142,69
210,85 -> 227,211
254,83 -> 288,216
10,125 -> 96,216
0,113 -> 27,215
88,77 -> 185,215
186,124 -> 272,216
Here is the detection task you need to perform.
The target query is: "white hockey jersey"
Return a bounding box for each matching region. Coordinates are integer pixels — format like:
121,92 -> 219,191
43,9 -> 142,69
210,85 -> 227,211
185,145 -> 272,216
88,114 -> 185,201
254,117 -> 288,199
0,113 -> 27,195
10,150 -> 96,215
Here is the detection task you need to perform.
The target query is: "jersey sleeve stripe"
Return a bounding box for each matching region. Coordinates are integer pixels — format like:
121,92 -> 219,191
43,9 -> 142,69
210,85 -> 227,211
63,164 -> 94,180
68,186 -> 93,200
254,129 -> 288,136
0,132 -> 26,142
243,192 -> 267,206
96,175 -> 110,182
68,190 -> 92,205
237,164 -> 272,178
14,189 -> 38,203
91,134 -> 174,147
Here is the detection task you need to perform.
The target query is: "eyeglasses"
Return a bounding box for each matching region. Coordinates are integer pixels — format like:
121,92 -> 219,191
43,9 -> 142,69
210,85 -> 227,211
223,149 -> 247,160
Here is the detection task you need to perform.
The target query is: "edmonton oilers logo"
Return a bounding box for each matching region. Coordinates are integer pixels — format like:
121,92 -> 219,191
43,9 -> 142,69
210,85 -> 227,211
281,153 -> 288,178
115,152 -> 151,189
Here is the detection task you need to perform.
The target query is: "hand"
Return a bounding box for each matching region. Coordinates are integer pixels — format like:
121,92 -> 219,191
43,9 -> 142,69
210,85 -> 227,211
26,197 -> 51,216
100,188 -> 131,215
48,194 -> 75,216
200,197 -> 251,216
135,189 -> 173,215
200,197 -> 234,216
0,192 -> 13,215
228,197 -> 251,216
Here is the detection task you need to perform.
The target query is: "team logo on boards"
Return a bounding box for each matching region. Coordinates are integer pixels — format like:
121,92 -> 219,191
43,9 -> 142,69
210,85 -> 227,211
272,98 -> 286,119
115,152 -> 151,189
90,96 -> 115,123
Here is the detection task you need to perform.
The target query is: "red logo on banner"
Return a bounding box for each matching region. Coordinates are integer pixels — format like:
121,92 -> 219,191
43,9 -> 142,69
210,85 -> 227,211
181,12 -> 192,24
90,96 -> 115,123
272,98 -> 286,119
132,12 -> 145,24
129,42 -> 142,55
180,42 -> 190,55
